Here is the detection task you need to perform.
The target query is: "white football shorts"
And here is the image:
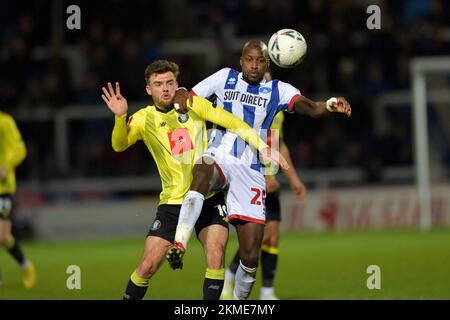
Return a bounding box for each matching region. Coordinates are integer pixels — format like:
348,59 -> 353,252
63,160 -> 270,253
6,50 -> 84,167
203,147 -> 266,225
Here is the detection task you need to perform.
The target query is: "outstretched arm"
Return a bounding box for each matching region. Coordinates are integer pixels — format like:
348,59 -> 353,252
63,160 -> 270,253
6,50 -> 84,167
292,95 -> 351,118
101,82 -> 140,151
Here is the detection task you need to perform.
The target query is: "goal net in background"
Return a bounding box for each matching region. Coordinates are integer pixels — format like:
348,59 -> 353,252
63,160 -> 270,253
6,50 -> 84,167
411,56 -> 450,230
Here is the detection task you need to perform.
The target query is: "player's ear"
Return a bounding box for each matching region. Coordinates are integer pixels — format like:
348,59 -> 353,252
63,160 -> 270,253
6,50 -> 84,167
239,56 -> 243,68
145,85 -> 152,96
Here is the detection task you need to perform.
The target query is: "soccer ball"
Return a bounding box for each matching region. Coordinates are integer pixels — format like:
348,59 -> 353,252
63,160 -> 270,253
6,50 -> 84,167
268,29 -> 307,68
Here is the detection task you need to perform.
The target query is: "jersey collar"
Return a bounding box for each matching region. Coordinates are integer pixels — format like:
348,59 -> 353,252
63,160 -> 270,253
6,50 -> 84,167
153,104 -> 175,114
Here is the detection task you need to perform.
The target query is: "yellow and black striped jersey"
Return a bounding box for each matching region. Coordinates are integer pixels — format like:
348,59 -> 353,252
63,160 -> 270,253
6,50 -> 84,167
112,96 -> 268,205
0,111 -> 27,195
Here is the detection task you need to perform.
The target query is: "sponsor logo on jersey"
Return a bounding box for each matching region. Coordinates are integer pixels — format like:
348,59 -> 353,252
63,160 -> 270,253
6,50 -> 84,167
224,90 -> 268,108
259,86 -> 272,94
168,128 -> 194,156
227,77 -> 236,86
178,113 -> 189,123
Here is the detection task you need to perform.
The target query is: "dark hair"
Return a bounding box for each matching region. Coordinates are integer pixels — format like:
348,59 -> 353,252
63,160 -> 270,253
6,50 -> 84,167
144,60 -> 180,84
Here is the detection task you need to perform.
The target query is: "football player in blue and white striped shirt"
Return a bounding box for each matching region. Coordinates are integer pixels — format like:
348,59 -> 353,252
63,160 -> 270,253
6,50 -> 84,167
167,40 -> 351,300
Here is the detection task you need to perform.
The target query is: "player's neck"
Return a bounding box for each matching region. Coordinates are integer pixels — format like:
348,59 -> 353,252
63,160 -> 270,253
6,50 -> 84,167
242,75 -> 263,86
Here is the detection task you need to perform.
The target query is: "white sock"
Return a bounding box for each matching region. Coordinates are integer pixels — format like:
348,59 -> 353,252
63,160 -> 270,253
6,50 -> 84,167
174,190 -> 204,249
233,261 -> 257,300
224,268 -> 235,287
260,286 -> 275,298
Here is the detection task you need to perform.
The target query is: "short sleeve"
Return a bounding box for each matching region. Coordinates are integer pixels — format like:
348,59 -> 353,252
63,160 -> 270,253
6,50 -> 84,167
278,81 -> 301,112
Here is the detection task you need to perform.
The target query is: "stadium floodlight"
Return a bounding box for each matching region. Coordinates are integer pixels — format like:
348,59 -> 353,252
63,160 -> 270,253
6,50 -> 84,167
410,56 -> 450,231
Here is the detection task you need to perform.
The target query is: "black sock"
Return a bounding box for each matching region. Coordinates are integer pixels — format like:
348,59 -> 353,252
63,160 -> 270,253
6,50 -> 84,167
123,271 -> 149,300
229,250 -> 240,273
203,268 -> 225,300
261,246 -> 278,288
203,278 -> 224,300
6,236 -> 25,266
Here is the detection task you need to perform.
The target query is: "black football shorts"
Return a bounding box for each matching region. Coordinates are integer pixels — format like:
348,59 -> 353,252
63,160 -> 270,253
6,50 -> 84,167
147,192 -> 228,241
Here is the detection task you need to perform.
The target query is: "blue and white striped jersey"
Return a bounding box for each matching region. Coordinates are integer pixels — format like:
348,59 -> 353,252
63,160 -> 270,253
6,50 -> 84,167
192,67 -> 300,172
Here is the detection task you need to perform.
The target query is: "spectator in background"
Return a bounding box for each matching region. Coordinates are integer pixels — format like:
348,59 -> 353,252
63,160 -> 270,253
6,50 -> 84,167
121,40 -> 145,100
403,0 -> 433,26
141,30 -> 163,65
1,36 -> 31,107
236,0 -> 270,36
361,62 -> 392,96
0,0 -> 449,180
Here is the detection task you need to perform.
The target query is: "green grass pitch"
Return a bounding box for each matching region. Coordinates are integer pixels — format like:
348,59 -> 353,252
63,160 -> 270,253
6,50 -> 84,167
1,229 -> 450,299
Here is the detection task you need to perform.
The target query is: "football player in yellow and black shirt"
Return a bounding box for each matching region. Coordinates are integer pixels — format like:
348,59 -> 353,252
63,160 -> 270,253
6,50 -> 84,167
221,111 -> 306,300
101,60 -> 285,300
0,111 -> 37,289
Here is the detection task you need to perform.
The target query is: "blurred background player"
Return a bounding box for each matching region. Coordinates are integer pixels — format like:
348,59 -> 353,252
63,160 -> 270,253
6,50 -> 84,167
168,40 -> 350,300
221,105 -> 307,300
102,60 -> 279,300
0,111 -> 37,289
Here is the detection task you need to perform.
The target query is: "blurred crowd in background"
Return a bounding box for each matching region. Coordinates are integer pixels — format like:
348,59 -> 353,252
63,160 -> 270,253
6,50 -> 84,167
1,0 -> 450,183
